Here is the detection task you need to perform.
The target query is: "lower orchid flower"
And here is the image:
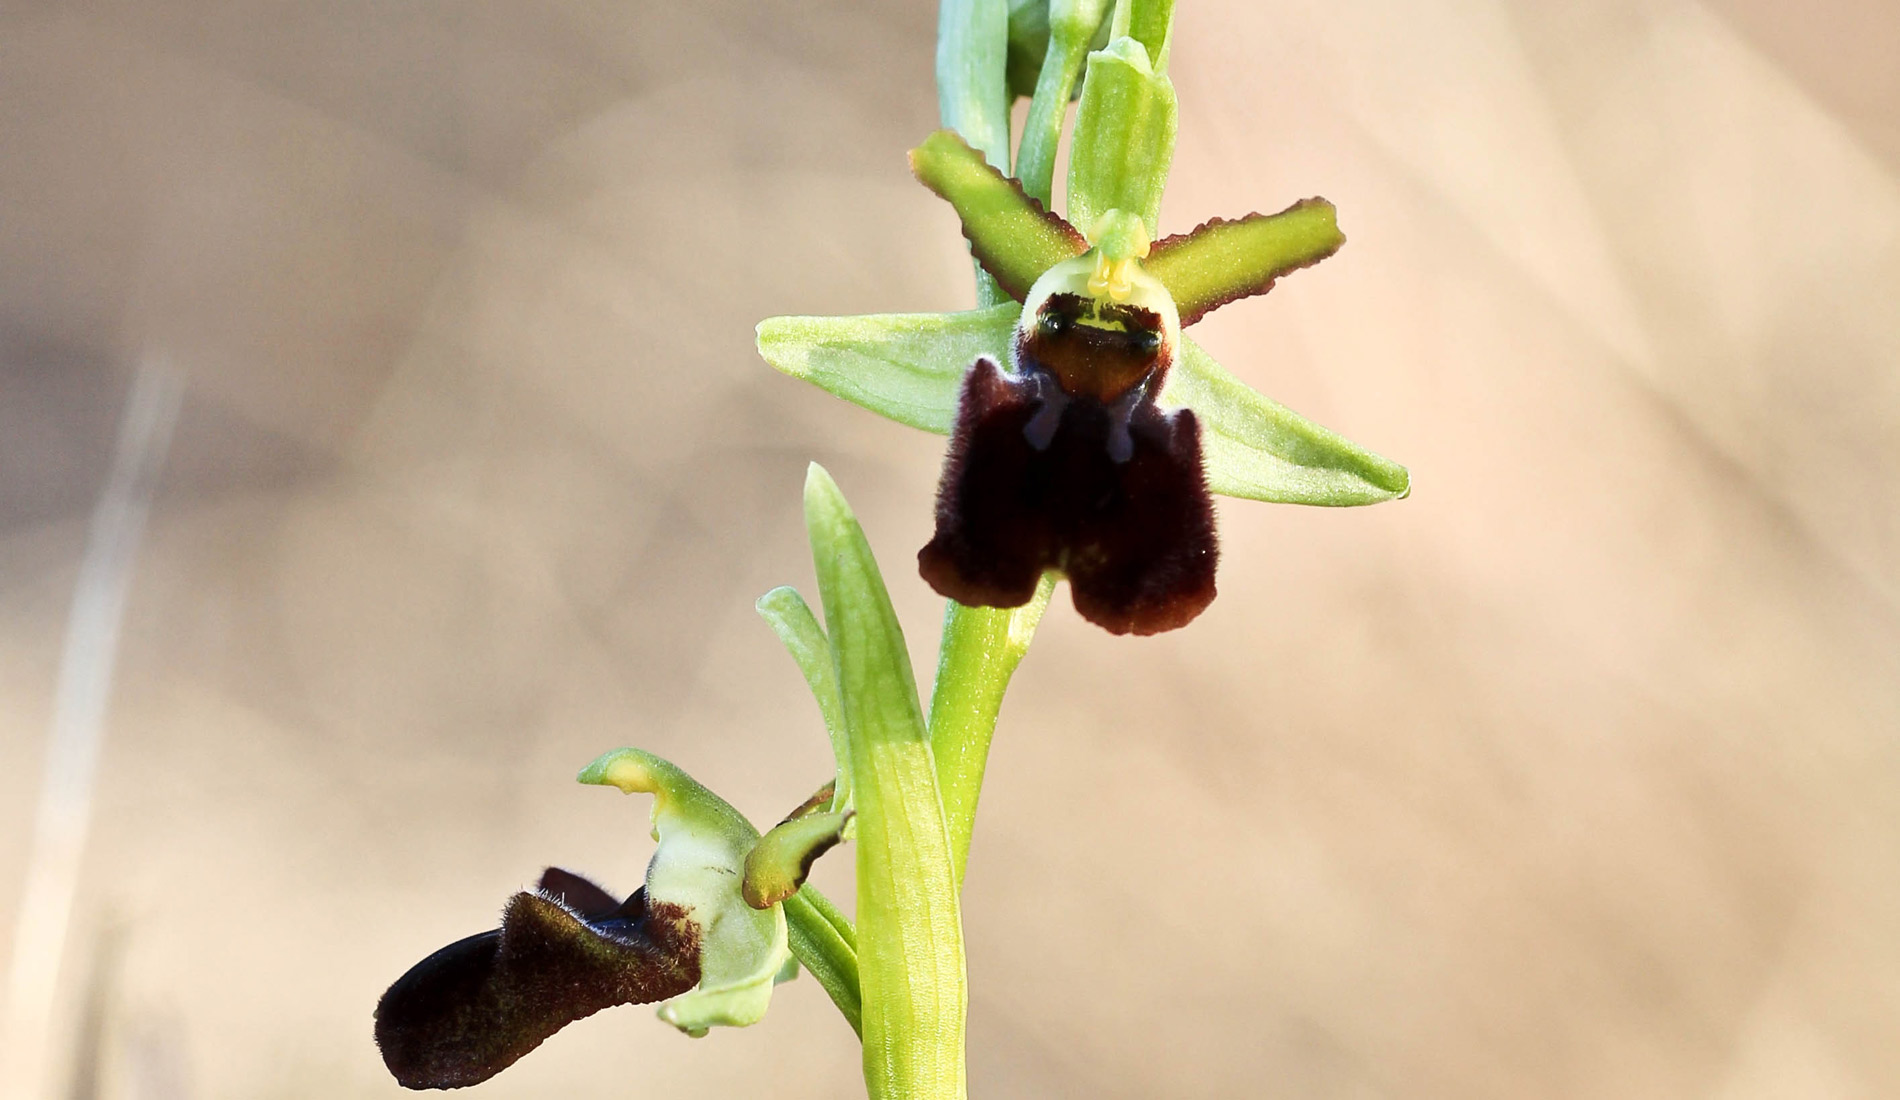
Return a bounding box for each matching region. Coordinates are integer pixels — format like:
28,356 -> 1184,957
374,749 -> 808,1089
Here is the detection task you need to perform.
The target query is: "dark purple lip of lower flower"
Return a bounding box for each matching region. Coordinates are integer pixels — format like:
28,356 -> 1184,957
374,869 -> 701,1091
919,353 -> 1216,636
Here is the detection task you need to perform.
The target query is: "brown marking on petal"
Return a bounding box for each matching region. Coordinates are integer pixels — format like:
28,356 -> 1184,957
1017,293 -> 1168,403
919,360 -> 1218,635
374,886 -> 700,1090
742,811 -> 853,910
781,781 -> 837,823
1147,199 -> 1344,326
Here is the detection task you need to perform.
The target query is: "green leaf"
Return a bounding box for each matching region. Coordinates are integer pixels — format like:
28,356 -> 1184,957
1067,34 -> 1177,238
756,586 -> 852,809
910,130 -> 1087,302
577,749 -> 792,1038
743,811 -> 854,909
1145,200 -> 1346,326
1165,338 -> 1410,505
804,464 -> 966,1100
757,305 -> 1015,433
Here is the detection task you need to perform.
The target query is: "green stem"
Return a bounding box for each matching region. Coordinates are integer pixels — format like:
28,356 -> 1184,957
928,576 -> 1055,884
1013,0 -> 1111,207
783,887 -> 862,1036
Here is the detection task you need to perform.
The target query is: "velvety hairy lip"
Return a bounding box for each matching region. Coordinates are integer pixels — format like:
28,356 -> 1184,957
374,871 -> 700,1091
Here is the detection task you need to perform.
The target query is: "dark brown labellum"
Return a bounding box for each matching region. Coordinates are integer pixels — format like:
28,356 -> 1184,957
918,349 -> 1217,635
374,870 -> 700,1090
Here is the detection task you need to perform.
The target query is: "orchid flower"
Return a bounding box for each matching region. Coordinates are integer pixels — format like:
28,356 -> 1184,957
759,16 -> 1407,634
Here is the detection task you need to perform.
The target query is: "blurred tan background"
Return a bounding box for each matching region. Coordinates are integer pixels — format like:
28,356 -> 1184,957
4,0 -> 1899,1097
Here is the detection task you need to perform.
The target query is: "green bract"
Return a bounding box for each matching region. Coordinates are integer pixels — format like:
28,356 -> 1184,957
802,464 -> 968,1098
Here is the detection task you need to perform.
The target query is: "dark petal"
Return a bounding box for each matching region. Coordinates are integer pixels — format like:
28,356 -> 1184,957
374,885 -> 700,1090
535,867 -> 620,919
919,358 -> 1055,608
1064,406 -> 1218,635
920,365 -> 1218,635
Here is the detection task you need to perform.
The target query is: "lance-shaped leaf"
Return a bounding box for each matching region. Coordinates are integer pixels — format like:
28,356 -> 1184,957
910,129 -> 1086,301
757,313 -> 1406,506
579,748 -> 793,1038
1145,200 -> 1346,326
757,586 -> 853,809
804,464 -> 967,1100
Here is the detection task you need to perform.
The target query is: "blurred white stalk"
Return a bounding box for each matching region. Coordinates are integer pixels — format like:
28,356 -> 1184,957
2,361 -> 182,1100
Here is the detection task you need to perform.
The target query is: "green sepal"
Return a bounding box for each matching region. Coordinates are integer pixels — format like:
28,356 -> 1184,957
1066,34 -> 1177,238
803,464 -> 966,1099
910,130 -> 1087,302
936,0 -> 1011,171
743,811 -> 854,910
1162,340 -> 1410,504
577,748 -> 793,1038
756,586 -> 852,810
757,310 -> 1406,506
1146,200 -> 1346,326
757,306 -> 1015,433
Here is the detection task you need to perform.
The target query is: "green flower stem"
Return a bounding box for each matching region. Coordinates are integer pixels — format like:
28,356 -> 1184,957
927,576 -> 1056,885
806,466 -> 966,1100
783,887 -> 862,1036
1013,0 -> 1112,206
937,0 -> 1012,307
